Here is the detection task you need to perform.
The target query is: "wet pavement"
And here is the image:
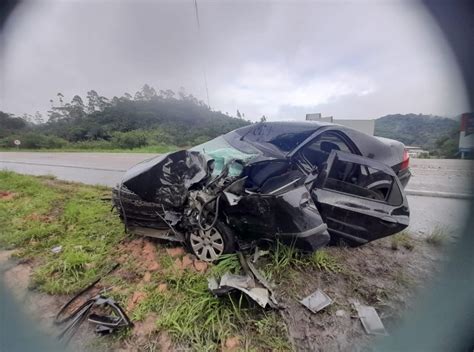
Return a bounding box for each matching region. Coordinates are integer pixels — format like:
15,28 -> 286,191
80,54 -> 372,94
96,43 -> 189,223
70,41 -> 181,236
1,152 -> 472,235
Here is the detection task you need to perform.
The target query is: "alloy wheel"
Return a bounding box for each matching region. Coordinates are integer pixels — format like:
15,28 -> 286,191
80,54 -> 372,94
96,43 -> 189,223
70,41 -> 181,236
190,227 -> 225,261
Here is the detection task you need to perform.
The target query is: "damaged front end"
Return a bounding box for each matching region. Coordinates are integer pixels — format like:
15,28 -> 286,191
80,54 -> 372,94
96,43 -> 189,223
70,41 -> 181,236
112,138 -> 330,261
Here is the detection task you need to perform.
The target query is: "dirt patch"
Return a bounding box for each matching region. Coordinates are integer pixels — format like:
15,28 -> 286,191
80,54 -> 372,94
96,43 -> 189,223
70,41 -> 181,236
132,313 -> 158,343
272,238 -> 442,351
0,190 -> 17,200
127,291 -> 148,312
117,238 -> 161,272
24,212 -> 54,223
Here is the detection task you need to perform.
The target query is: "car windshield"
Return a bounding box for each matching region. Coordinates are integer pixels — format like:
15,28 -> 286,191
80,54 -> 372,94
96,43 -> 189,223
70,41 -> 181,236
190,136 -> 260,176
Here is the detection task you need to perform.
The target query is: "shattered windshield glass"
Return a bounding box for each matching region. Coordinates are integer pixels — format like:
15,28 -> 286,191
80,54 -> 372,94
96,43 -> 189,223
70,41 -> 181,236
190,136 -> 260,176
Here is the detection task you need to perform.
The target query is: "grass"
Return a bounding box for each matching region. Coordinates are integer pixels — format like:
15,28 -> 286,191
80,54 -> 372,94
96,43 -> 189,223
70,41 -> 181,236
309,249 -> 344,273
0,170 -> 290,351
391,231 -> 415,251
262,241 -> 344,282
0,170 -> 125,294
123,251 -> 290,351
425,226 -> 448,247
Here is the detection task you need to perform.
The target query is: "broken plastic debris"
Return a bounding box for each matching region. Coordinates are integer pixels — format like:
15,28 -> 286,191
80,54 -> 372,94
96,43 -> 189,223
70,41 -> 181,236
300,289 -> 332,313
353,302 -> 388,335
208,272 -> 270,308
51,245 -> 63,254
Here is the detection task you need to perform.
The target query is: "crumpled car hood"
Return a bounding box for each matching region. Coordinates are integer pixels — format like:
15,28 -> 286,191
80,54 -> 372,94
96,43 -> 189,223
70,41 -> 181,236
122,150 -> 209,207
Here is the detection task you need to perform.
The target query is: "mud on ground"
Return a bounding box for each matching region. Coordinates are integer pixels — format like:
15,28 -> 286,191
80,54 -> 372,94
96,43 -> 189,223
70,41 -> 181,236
271,237 -> 442,351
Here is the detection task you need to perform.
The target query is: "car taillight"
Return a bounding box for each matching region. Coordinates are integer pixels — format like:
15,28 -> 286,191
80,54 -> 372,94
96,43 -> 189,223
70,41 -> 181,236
401,148 -> 410,170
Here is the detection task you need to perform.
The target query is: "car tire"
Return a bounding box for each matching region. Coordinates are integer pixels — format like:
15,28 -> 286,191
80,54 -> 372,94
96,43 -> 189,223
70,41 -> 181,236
186,221 -> 236,262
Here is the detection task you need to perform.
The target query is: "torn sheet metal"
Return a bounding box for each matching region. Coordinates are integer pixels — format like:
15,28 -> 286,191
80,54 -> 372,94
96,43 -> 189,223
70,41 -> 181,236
353,303 -> 387,335
122,150 -> 210,206
300,289 -> 332,313
245,256 -> 279,308
208,273 -> 270,308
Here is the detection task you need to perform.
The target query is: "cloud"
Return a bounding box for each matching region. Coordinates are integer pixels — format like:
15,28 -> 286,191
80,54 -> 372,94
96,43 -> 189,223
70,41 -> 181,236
0,1 -> 470,121
216,62 -> 376,116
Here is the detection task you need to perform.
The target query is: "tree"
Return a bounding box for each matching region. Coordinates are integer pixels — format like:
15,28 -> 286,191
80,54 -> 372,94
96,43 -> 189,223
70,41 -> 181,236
86,90 -> 100,113
57,92 -> 64,106
260,115 -> 267,122
34,111 -> 44,124
141,84 -> 157,100
236,110 -> 242,118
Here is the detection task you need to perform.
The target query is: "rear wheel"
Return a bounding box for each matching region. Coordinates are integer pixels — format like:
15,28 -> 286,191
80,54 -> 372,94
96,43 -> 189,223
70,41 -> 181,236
186,222 -> 236,262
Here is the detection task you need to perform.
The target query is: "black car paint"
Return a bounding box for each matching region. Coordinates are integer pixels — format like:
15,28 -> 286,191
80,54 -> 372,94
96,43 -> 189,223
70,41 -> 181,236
309,150 -> 409,245
115,121 -> 410,252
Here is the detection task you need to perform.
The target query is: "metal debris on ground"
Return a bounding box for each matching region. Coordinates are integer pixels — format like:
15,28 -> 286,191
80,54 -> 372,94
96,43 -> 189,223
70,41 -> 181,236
53,263 -> 130,344
56,294 -> 132,343
300,289 -> 333,313
208,251 -> 279,309
353,302 -> 388,336
208,272 -> 270,308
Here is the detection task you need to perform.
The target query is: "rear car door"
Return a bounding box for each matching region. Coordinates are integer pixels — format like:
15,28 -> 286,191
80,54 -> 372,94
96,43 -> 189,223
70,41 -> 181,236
310,150 -> 409,246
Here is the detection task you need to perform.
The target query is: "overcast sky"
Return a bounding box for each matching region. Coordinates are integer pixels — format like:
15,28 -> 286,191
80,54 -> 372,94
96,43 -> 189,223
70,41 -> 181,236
0,0 -> 470,121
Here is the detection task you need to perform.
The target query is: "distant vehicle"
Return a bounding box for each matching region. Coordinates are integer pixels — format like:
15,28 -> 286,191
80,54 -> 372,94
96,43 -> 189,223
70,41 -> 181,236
113,121 -> 411,261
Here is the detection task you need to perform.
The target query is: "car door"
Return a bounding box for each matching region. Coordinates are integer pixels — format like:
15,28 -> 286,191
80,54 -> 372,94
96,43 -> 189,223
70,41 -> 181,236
310,150 -> 409,246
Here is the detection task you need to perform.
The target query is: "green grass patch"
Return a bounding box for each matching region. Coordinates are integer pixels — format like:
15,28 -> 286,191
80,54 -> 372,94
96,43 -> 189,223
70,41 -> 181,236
309,249 -> 344,273
391,231 -> 415,251
262,242 -> 344,281
129,256 -> 289,351
0,171 -> 125,294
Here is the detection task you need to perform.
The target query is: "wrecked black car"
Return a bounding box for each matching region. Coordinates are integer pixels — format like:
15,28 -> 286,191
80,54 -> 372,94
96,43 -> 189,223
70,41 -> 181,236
113,121 -> 410,261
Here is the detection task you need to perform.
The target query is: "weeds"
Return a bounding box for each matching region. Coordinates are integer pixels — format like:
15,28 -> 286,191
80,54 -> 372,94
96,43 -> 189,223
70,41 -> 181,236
391,231 -> 414,251
425,226 -> 448,247
310,249 -> 344,273
209,253 -> 241,276
393,270 -> 415,288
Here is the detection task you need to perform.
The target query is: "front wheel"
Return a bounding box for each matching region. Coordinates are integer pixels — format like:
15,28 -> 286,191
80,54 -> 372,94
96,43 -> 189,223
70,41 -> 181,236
186,221 -> 236,262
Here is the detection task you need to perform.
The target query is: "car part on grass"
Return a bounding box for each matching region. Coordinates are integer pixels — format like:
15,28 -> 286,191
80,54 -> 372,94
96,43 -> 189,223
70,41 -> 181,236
300,289 -> 333,313
244,253 -> 279,308
208,272 -> 270,308
208,251 -> 279,309
56,295 -> 132,344
113,121 -> 410,261
353,302 -> 388,336
54,263 -> 130,344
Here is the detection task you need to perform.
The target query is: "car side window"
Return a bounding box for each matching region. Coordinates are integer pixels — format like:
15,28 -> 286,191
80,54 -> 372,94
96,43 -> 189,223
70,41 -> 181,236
296,132 -> 353,173
323,155 -> 403,205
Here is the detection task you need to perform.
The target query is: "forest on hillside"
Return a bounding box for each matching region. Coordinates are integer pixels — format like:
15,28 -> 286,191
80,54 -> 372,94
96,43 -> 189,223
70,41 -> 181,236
374,114 -> 460,157
1,88 -> 461,157
0,84 -> 250,150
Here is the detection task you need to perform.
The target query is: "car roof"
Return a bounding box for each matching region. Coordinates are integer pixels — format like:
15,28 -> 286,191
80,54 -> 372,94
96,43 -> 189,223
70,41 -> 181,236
234,121 -> 333,136
225,121 -> 334,157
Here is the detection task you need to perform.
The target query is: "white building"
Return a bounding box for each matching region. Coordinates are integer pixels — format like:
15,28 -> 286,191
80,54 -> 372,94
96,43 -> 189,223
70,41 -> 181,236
459,112 -> 474,159
305,113 -> 375,136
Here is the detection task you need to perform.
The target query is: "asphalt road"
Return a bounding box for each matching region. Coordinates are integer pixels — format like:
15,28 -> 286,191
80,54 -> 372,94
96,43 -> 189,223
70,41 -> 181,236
1,152 -> 472,235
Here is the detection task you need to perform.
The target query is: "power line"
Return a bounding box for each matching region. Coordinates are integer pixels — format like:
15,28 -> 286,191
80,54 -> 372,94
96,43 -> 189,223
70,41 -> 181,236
193,0 -> 211,109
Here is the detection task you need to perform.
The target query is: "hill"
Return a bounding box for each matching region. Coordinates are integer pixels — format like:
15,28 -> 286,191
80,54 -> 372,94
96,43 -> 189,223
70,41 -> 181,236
0,85 -> 250,150
374,114 -> 459,157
